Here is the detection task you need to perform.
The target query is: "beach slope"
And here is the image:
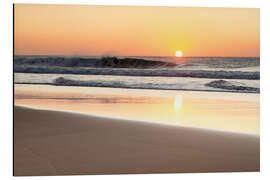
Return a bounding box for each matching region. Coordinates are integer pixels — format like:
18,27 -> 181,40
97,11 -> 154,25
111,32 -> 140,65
14,106 -> 259,176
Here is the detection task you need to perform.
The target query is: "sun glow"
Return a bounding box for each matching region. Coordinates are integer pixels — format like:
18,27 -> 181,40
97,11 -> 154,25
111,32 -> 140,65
174,95 -> 183,111
175,51 -> 183,57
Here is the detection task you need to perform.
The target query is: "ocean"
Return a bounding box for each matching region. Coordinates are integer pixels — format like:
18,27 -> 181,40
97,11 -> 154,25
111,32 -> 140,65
14,56 -> 260,93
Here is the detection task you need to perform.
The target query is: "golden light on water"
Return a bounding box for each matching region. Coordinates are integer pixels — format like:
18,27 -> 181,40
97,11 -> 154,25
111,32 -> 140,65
174,95 -> 183,111
14,84 -> 260,134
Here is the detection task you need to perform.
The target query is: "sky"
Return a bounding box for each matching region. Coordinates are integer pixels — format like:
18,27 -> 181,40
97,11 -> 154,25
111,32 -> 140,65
14,4 -> 260,57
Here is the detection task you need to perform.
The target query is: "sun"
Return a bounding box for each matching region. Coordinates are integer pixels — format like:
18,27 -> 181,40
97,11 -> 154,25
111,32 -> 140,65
175,50 -> 183,57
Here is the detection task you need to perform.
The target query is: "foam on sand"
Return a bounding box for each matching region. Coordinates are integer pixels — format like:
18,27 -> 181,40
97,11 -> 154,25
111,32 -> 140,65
14,106 -> 260,176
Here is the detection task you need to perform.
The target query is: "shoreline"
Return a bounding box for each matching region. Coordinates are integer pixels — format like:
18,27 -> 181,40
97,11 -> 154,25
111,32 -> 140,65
14,84 -> 260,134
14,82 -> 260,94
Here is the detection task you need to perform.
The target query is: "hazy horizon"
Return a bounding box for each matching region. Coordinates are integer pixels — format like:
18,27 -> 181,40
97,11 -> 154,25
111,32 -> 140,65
14,54 -> 260,58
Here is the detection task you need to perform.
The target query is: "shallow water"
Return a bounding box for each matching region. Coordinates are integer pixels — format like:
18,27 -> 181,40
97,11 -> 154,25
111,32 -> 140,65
14,84 -> 260,135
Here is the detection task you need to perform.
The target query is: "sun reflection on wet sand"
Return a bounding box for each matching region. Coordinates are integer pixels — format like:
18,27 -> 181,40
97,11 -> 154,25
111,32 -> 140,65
173,95 -> 183,125
14,84 -> 260,134
174,95 -> 182,111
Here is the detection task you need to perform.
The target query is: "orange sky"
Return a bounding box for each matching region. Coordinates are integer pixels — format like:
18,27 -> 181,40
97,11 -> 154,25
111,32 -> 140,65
14,4 -> 260,57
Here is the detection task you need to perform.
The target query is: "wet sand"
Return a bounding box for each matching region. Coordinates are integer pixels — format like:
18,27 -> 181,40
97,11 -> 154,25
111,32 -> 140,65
14,106 -> 259,176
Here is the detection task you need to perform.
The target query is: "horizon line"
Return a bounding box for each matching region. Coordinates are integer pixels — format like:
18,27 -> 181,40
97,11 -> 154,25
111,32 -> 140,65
14,54 -> 260,58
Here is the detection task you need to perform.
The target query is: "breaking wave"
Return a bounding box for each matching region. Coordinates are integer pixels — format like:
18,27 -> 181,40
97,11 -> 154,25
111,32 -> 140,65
14,56 -> 260,81
205,80 -> 259,93
14,66 -> 259,80
46,77 -> 259,93
14,56 -> 176,68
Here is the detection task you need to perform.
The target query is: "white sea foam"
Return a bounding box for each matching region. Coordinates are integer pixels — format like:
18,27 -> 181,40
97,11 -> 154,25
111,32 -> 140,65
14,73 -> 260,93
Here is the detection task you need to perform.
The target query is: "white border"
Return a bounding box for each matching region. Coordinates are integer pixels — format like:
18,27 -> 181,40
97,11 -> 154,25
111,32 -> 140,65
1,0 -> 269,180
12,0 -> 261,8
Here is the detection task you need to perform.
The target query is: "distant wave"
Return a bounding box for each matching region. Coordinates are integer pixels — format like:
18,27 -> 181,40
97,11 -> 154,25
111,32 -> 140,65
14,56 -> 176,68
14,66 -> 259,80
14,55 -> 260,69
205,80 -> 260,93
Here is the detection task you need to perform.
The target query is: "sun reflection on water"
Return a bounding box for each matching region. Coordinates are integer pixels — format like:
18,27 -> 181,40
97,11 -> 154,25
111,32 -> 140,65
174,95 -> 183,111
174,95 -> 183,125
14,84 -> 260,134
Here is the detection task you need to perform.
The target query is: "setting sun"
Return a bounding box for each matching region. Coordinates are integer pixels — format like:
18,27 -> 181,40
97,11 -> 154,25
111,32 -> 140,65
175,51 -> 183,57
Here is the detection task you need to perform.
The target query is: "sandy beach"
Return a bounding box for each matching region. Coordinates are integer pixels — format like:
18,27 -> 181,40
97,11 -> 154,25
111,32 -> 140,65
14,105 -> 259,176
